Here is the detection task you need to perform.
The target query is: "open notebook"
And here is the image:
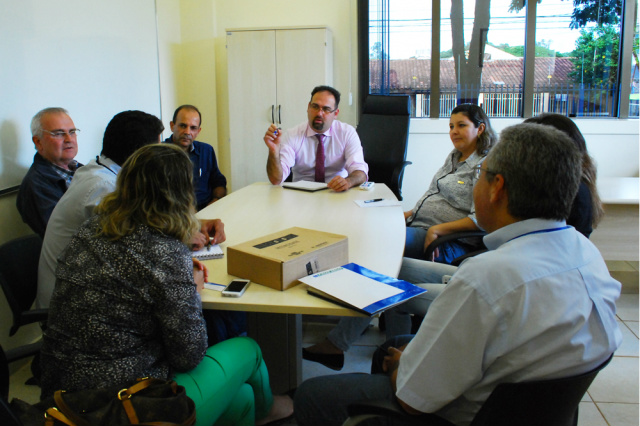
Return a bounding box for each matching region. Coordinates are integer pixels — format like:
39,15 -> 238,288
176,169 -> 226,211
192,244 -> 224,260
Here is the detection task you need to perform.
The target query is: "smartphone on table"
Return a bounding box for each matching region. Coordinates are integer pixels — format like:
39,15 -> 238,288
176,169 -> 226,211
221,279 -> 250,297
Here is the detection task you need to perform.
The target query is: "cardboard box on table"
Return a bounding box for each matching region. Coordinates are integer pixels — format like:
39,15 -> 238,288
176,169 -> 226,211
227,227 -> 348,291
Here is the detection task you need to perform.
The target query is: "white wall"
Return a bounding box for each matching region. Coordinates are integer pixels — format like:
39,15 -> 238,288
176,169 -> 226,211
0,0 -> 163,353
156,0 -> 183,127
0,0 -> 162,190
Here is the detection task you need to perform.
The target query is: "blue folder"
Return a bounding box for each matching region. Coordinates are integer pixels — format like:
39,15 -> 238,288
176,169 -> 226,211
305,263 -> 427,316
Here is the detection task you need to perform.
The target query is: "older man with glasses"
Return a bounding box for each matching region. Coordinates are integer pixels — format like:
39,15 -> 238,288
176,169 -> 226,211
17,107 -> 82,237
294,123 -> 622,426
263,85 -> 368,192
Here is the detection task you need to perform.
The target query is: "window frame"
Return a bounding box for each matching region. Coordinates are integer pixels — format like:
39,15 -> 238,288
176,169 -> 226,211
357,0 -> 637,119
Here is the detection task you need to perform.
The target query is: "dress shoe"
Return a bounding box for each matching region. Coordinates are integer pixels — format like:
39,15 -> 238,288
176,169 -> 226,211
302,347 -> 344,370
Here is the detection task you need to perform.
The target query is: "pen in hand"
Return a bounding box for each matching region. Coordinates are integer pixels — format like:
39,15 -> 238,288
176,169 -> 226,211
364,198 -> 383,203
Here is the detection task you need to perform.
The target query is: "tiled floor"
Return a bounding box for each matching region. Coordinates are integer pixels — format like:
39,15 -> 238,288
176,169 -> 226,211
9,294 -> 639,425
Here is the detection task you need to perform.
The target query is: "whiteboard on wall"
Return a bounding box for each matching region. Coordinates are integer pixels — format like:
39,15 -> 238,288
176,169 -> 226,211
0,0 -> 162,192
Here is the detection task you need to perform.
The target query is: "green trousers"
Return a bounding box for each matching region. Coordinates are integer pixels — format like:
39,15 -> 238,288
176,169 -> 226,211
174,336 -> 274,426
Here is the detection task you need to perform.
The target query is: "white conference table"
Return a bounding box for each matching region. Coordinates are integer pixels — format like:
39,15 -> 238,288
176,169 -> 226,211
196,182 -> 405,391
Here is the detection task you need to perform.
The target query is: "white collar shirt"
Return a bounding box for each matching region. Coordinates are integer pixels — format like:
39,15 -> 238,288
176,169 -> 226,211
277,120 -> 368,184
37,155 -> 122,309
395,218 -> 622,426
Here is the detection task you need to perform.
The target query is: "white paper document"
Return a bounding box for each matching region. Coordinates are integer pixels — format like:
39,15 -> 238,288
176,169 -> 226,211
299,266 -> 403,310
354,199 -> 401,208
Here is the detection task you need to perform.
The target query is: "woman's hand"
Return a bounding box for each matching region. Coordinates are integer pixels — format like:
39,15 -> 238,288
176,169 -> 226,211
200,219 -> 226,245
403,210 -> 413,221
423,218 -> 479,261
423,225 -> 443,261
192,258 -> 208,294
191,219 -> 226,250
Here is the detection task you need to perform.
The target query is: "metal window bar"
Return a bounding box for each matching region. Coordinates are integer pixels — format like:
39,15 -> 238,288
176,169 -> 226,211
409,83 -> 618,118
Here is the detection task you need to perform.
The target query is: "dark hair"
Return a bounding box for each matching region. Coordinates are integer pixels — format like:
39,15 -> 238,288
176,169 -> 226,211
101,111 -> 164,166
310,86 -> 341,108
523,113 -> 603,227
172,105 -> 202,127
485,123 -> 582,221
451,104 -> 497,155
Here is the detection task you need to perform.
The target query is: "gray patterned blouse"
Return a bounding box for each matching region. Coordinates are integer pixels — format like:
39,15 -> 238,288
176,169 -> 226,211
40,215 -> 207,398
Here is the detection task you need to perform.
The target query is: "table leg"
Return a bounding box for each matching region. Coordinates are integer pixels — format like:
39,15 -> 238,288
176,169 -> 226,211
247,312 -> 302,394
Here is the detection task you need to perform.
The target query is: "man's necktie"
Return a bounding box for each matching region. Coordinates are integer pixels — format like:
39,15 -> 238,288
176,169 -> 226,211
314,133 -> 326,183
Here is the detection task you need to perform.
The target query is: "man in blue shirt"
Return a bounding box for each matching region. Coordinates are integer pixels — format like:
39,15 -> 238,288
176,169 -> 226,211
164,105 -> 227,210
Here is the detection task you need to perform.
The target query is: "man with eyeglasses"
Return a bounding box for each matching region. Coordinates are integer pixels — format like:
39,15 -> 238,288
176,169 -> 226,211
37,110 -> 234,346
37,110 -> 165,310
294,123 -> 622,426
264,85 -> 368,191
17,107 -> 83,238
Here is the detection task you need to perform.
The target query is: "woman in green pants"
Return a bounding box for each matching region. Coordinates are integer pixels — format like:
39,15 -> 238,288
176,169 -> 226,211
176,336 -> 287,426
40,144 -> 292,426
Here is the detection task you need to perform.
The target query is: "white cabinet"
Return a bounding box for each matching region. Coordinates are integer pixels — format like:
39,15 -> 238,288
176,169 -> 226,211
227,28 -> 333,190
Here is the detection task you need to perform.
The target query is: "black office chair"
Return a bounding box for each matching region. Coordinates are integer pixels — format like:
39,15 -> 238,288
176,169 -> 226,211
423,230 -> 487,267
343,355 -> 612,426
1,342 -> 40,426
357,95 -> 412,200
0,234 -> 48,336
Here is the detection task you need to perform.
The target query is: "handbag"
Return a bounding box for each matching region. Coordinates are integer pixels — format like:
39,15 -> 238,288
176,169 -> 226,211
12,378 -> 195,426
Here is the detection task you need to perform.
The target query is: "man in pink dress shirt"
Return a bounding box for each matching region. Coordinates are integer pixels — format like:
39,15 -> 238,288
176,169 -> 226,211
263,85 -> 368,192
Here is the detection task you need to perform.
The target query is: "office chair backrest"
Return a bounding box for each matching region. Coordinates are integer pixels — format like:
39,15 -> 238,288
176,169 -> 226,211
0,234 -> 45,336
1,343 -> 33,426
345,354 -> 612,426
470,355 -> 612,426
357,95 -> 411,200
0,343 -> 10,401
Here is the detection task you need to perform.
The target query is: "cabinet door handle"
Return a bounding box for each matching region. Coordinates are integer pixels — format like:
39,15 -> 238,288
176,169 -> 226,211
271,105 -> 275,124
278,105 -> 282,126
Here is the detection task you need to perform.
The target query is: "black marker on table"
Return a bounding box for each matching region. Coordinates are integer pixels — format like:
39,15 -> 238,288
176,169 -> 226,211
364,198 -> 383,203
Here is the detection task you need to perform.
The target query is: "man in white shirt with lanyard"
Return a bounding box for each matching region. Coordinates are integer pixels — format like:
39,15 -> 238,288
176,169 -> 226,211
293,123 -> 622,426
263,85 -> 368,191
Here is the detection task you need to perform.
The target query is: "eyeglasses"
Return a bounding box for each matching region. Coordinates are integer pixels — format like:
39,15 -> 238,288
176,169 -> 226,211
42,129 -> 80,138
473,164 -> 498,179
309,103 -> 337,114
